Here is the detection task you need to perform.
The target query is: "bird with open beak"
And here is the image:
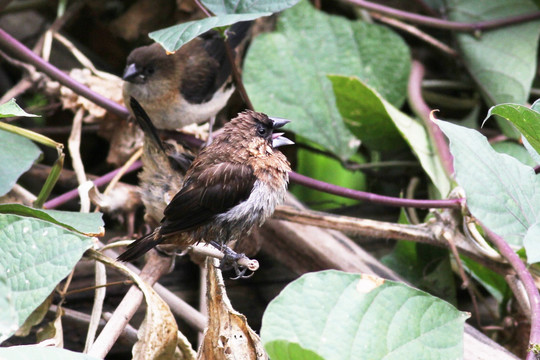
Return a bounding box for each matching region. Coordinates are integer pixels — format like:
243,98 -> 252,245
122,22 -> 251,130
118,99 -> 293,277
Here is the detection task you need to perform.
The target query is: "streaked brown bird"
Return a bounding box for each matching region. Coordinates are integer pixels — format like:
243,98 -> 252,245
118,99 -> 293,276
122,22 -> 251,130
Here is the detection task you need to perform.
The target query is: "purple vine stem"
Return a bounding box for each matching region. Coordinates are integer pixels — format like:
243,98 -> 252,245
43,161 -> 142,209
0,28 -> 130,119
347,0 -> 540,32
290,172 -> 461,208
483,227 -> 540,360
408,60 -> 454,177
0,26 -> 463,210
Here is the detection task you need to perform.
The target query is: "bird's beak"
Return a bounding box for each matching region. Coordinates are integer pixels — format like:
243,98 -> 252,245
122,63 -> 141,82
272,132 -> 294,148
269,117 -> 291,129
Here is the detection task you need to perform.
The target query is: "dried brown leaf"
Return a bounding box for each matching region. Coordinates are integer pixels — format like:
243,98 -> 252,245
60,68 -> 123,121
133,287 -> 179,360
36,309 -> 63,347
197,258 -> 267,360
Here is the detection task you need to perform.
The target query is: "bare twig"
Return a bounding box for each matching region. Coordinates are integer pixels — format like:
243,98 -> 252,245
87,250 -> 174,358
0,28 -> 129,119
290,172 -> 461,209
83,261 -> 106,353
187,243 -> 259,272
506,274 -> 532,318
483,227 -> 540,360
224,38 -> 254,111
272,204 -> 512,276
370,12 -> 458,57
346,0 -> 540,32
408,60 -> 454,177
43,161 -> 142,209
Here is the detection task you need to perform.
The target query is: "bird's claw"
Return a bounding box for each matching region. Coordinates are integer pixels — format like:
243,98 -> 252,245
210,243 -> 253,279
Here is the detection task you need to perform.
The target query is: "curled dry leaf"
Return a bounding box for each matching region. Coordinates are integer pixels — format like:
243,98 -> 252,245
132,288 -> 179,360
60,68 -> 123,122
58,68 -> 142,165
36,308 -> 63,347
197,258 -> 267,360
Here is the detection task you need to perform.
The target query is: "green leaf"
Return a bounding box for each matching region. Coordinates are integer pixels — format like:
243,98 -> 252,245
524,222 -> 540,263
0,204 -> 104,236
0,214 -> 94,341
329,75 -> 451,197
0,275 -> 17,342
262,270 -> 468,360
523,137 -> 540,164
492,141 -> 536,167
330,74 -> 405,151
0,345 -> 101,360
381,242 -> 456,304
202,0 -> 299,15
447,0 -> 540,137
0,98 -> 39,119
0,130 -> 41,197
244,0 -> 410,159
437,120 -> 540,247
487,103 -> 540,154
290,142 -> 366,210
149,13 -> 269,53
461,256 -> 509,303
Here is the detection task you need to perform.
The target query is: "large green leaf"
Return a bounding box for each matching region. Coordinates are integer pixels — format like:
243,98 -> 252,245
202,0 -> 299,15
381,242 -> 456,304
0,204 -> 104,236
0,275 -> 17,341
0,129 -> 41,197
290,144 -> 366,210
437,121 -> 540,250
149,13 -> 269,53
487,103 -> 540,155
0,99 -> 39,119
461,256 -> 509,303
447,0 -> 540,137
329,75 -> 451,197
262,270 -> 468,360
0,345 -> 100,360
492,141 -> 537,167
330,74 -> 405,152
0,214 -> 94,341
244,0 -> 410,159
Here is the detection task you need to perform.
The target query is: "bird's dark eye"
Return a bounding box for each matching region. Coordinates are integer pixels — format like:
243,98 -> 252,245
143,66 -> 155,76
257,125 -> 268,137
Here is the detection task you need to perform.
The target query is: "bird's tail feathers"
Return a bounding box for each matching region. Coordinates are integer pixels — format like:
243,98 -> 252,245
130,97 -> 166,154
117,228 -> 164,262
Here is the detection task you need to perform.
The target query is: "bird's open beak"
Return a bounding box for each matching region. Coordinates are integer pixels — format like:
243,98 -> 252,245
122,63 -> 141,82
272,132 -> 294,148
269,117 -> 291,129
269,116 -> 293,148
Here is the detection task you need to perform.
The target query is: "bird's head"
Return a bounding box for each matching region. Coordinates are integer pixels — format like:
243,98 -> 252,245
123,43 -> 174,85
228,111 -> 294,151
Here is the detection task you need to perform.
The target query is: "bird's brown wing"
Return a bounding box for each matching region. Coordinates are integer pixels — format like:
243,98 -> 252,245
180,22 -> 251,104
160,162 -> 256,235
